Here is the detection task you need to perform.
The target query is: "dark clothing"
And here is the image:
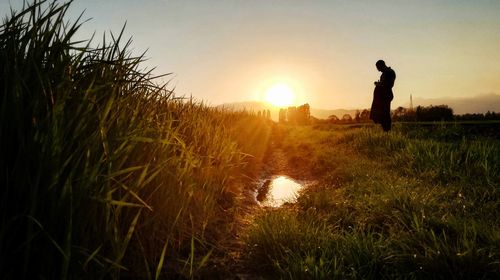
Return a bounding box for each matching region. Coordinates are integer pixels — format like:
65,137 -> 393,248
370,67 -> 395,131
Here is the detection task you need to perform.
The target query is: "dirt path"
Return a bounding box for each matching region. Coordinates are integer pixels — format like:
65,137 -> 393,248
211,127 -> 312,278
216,145 -> 294,278
262,147 -> 289,176
223,146 -> 311,280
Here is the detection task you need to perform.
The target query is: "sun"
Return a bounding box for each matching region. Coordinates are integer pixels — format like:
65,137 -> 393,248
265,83 -> 295,107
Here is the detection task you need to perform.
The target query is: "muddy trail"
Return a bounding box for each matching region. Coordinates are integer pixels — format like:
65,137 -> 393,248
206,128 -> 315,279
211,153 -> 289,278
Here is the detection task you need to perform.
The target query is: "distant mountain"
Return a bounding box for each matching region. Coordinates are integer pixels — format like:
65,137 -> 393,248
407,93 -> 500,114
216,101 -> 358,120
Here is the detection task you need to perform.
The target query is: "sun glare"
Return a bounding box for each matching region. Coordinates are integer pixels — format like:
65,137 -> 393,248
265,83 -> 295,107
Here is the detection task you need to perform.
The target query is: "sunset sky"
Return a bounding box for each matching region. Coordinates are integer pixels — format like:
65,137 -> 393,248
2,0 -> 500,110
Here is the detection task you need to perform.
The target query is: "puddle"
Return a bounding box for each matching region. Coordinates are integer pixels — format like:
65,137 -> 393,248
257,176 -> 305,207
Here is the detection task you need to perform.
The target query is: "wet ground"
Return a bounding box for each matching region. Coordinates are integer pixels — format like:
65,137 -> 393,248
256,175 -> 305,207
217,145 -> 315,279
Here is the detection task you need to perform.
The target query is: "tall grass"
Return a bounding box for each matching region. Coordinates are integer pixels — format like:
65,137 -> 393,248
0,1 -> 271,278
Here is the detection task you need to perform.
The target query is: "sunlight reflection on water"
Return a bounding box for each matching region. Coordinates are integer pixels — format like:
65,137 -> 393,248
261,176 -> 304,207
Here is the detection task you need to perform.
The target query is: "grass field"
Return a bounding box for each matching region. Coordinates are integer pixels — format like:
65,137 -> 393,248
1,1 -> 499,279
245,123 -> 500,279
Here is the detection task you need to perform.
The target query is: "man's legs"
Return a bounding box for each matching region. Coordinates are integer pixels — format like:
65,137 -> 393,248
382,101 -> 392,132
381,119 -> 391,132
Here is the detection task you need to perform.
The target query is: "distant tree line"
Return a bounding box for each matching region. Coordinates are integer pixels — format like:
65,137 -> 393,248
279,104 -> 311,125
393,105 -> 454,122
256,109 -> 271,119
324,104 -> 500,124
327,109 -> 370,124
454,111 -> 500,121
393,105 -> 500,122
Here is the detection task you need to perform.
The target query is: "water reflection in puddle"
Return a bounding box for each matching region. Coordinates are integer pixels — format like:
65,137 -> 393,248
258,176 -> 304,207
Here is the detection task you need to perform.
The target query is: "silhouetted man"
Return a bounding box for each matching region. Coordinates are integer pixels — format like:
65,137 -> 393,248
370,60 -> 396,131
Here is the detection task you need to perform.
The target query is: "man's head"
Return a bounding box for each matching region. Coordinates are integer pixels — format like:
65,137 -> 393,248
376,60 -> 387,72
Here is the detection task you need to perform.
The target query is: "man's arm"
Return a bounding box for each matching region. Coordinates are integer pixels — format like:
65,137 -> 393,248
378,70 -> 395,88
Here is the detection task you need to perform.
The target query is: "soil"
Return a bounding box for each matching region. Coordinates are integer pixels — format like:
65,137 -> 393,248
205,128 -> 314,279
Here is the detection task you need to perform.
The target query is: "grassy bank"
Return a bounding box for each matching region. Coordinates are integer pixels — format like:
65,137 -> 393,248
0,1 -> 271,278
246,123 -> 500,279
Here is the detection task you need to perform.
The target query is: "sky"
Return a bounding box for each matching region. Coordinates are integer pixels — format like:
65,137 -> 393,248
2,0 -> 500,110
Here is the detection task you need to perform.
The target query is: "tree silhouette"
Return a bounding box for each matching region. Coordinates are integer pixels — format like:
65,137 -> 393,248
354,110 -> 361,122
342,114 -> 352,122
328,114 -> 339,123
360,109 -> 370,121
416,105 -> 453,121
